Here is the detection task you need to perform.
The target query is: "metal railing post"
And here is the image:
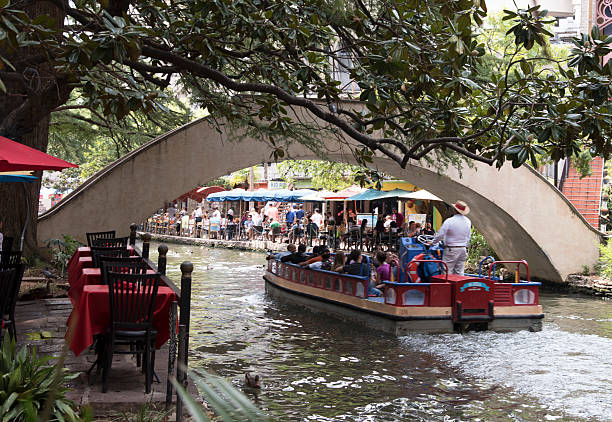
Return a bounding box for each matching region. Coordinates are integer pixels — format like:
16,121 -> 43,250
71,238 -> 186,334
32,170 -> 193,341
179,261 -> 193,368
176,324 -> 186,422
142,233 -> 151,260
157,244 -> 168,275
129,223 -> 137,246
165,301 -> 178,409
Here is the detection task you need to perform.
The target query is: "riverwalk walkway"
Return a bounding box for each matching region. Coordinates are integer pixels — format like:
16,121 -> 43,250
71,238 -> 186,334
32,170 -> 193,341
14,297 -> 191,418
139,231 -> 288,253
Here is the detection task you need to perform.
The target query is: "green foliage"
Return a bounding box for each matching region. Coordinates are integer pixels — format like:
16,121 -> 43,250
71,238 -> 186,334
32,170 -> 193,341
598,240 -> 612,280
172,369 -> 269,422
278,160 -> 363,190
582,265 -> 591,276
572,150 -> 593,178
45,90 -> 193,188
0,337 -> 85,422
467,228 -> 498,269
1,0 -> 612,173
45,235 -> 82,276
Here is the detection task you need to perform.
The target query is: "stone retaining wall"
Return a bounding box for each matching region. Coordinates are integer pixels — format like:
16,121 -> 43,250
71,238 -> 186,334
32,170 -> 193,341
138,232 -> 287,253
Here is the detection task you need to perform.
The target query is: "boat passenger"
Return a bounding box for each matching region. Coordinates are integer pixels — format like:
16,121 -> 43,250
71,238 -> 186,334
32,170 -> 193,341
266,244 -> 296,260
422,222 -> 435,236
332,250 -> 346,272
299,246 -> 327,267
281,243 -> 308,264
308,250 -> 332,270
340,249 -> 382,296
374,251 -> 394,290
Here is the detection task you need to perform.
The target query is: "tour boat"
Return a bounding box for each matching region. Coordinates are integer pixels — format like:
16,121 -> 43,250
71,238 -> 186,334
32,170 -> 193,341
263,250 -> 543,335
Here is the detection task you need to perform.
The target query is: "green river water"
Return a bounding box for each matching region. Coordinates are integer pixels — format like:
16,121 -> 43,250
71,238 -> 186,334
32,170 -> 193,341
148,242 -> 612,422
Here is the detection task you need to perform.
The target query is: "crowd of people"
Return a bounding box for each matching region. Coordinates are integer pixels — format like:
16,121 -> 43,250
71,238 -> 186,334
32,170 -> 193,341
147,201 -> 437,252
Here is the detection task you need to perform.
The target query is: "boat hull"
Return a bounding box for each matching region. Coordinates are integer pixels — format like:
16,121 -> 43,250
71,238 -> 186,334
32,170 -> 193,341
264,270 -> 543,335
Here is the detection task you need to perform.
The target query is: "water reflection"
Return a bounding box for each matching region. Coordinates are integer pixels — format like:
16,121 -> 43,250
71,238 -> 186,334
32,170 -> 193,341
150,243 -> 611,421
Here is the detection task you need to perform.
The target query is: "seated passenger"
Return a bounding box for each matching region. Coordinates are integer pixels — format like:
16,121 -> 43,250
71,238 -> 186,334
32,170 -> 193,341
375,251 -> 392,290
299,246 -> 324,267
309,251 -> 332,270
332,250 -> 346,272
266,243 -> 296,260
281,243 -> 308,264
340,249 -> 382,296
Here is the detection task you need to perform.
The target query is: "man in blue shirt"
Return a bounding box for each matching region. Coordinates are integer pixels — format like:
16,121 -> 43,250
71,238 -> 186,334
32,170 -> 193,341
296,204 -> 305,221
286,206 -> 296,225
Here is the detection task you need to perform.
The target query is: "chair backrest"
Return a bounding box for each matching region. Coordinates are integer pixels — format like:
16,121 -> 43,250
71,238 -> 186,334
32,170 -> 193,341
0,251 -> 22,269
2,237 -> 14,254
86,230 -> 117,247
3,264 -> 24,319
0,268 -> 16,319
101,257 -> 149,286
92,237 -> 129,248
107,271 -> 160,331
90,247 -> 130,269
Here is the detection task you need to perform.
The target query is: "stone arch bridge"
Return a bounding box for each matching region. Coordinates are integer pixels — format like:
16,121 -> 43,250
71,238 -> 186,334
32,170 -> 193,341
38,115 -> 603,282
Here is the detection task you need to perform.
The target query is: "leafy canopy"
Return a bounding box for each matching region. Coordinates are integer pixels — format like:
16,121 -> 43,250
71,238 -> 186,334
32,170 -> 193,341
0,0 -> 611,171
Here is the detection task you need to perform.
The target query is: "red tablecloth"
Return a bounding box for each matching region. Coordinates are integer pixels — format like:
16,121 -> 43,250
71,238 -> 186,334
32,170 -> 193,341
67,285 -> 177,357
67,257 -> 93,283
69,268 -> 156,305
67,246 -> 135,276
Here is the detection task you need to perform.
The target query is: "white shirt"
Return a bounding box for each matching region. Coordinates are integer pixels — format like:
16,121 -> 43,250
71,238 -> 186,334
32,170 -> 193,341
212,209 -> 221,218
311,212 -> 323,228
432,214 -> 471,247
193,208 -> 203,218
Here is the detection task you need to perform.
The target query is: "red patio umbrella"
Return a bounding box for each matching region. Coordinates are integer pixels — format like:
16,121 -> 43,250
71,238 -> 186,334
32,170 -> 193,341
0,136 -> 78,250
0,136 -> 78,171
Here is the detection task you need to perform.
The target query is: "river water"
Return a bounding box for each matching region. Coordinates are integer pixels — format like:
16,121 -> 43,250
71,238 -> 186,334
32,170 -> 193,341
151,243 -> 612,422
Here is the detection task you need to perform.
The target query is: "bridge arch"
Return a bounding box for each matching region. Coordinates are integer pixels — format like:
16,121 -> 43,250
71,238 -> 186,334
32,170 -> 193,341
38,116 -> 603,282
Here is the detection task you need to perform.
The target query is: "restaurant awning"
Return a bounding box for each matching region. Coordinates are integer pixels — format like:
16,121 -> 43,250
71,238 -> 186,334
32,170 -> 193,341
345,188 -> 443,201
206,188 -> 316,202
175,186 -> 225,202
322,186 -> 366,201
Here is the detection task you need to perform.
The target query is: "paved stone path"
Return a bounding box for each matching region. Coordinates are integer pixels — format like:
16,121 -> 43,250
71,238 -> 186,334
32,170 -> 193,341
14,298 -> 193,418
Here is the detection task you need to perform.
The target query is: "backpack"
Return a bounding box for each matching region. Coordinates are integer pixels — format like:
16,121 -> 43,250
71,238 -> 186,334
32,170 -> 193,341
416,251 -> 443,282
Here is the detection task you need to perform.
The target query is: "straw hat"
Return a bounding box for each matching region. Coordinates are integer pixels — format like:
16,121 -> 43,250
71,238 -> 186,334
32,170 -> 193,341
452,200 -> 470,215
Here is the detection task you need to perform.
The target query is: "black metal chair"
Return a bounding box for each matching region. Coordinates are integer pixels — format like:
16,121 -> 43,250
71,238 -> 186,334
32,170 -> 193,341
90,247 -> 130,270
0,267 -> 22,342
86,231 -> 117,247
2,236 -> 14,254
0,251 -> 22,268
102,271 -> 160,393
92,237 -> 129,248
101,258 -> 149,286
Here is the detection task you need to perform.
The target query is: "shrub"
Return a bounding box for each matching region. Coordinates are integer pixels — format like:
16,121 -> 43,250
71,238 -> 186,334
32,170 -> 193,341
598,241 -> 612,280
467,228 -> 497,269
0,337 -> 85,422
45,235 -> 82,277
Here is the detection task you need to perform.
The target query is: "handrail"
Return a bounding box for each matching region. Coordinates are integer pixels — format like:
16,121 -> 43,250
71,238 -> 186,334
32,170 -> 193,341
478,256 -> 496,278
489,260 -> 530,282
133,245 -> 181,297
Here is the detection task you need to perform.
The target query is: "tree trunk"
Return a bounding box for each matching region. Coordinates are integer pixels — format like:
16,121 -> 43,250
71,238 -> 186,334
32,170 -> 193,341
0,1 -> 68,256
0,117 -> 50,255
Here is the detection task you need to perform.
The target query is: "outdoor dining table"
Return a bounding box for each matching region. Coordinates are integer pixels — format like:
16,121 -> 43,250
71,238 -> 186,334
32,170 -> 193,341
67,284 -> 177,357
67,245 -> 136,278
68,267 -> 157,305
